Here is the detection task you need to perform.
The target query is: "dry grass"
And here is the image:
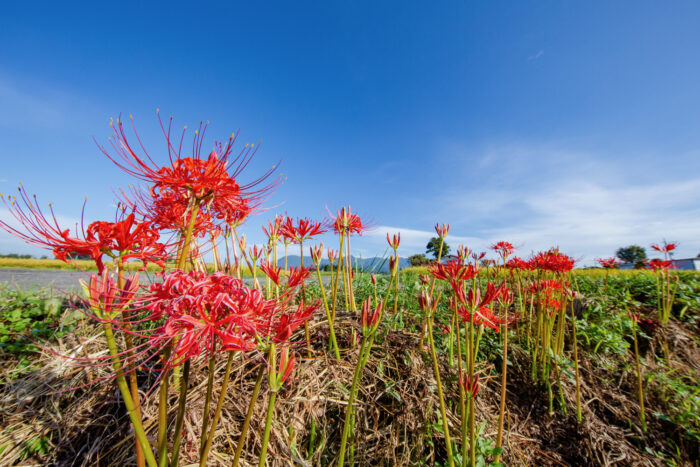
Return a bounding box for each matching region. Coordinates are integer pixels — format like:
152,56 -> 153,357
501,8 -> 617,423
0,304 -> 697,466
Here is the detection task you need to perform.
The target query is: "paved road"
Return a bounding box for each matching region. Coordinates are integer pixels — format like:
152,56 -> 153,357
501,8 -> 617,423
0,268 -> 330,293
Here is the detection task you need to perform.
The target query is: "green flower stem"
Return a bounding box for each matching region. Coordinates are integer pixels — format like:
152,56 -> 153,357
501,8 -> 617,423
418,237 -> 445,349
169,359 -> 191,467
200,351 -> 236,467
103,322 -> 158,467
199,349 -> 217,454
338,337 -> 369,467
300,241 -> 312,357
232,364 -> 265,467
331,233 -> 346,323
157,348 -> 172,467
632,323 -> 647,433
315,264 -> 340,360
258,390 -> 279,467
427,314 -> 455,467
494,303 -> 509,464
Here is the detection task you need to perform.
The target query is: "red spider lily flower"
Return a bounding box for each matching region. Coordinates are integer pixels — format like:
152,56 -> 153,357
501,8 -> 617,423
330,206 -> 369,236
281,217 -> 328,244
490,241 -> 515,258
82,271 -> 141,319
597,257 -> 620,269
472,251 -> 486,263
286,266 -> 311,289
418,289 -> 432,311
386,232 -> 401,250
248,244 -> 265,263
310,244 -> 324,264
628,310 -> 640,323
360,298 -> 383,334
268,300 -> 318,344
647,259 -> 674,270
435,223 -> 450,239
430,259 -> 478,296
506,257 -> 532,271
278,347 -> 296,384
457,305 -> 501,331
419,274 -> 430,286
147,271 -> 267,362
460,373 -> 480,398
262,215 -> 284,243
466,282 -> 507,309
327,248 -> 338,264
370,274 -> 377,286
651,242 -> 677,253
529,248 -> 575,272
259,260 -> 282,286
0,189 -> 167,273
457,245 -> 471,263
98,114 -> 281,216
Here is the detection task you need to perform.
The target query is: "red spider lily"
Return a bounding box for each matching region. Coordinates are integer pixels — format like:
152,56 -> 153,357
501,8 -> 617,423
529,248 -> 575,272
278,347 -> 296,384
286,266 -> 311,289
647,259 -> 674,270
281,217 -> 327,244
330,206 -> 369,236
490,241 -> 515,258
419,274 -> 430,286
248,244 -> 265,263
460,373 -> 480,398
597,257 -> 620,269
370,274 -> 377,286
267,300 -> 318,344
418,289 -> 432,311
472,251 -> 486,263
98,114 -> 280,213
262,215 -> 284,243
327,248 -> 338,264
83,270 -> 141,319
360,298 -> 383,334
457,305 -> 501,331
147,271 -> 267,362
430,259 -> 478,291
435,223 -> 450,238
466,282 -> 508,309
457,245 -> 471,262
651,242 -> 677,253
259,260 -> 282,286
389,256 -> 398,273
123,187 -> 216,236
0,189 -> 167,272
386,232 -> 401,249
310,244 -> 324,264
506,257 -> 532,271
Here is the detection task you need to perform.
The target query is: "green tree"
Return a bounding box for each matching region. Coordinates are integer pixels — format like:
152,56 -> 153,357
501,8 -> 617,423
426,237 -> 450,260
615,245 -> 647,267
408,254 -> 430,267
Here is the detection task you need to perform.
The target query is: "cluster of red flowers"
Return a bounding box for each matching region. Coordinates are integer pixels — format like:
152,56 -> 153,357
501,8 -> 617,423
597,257 -> 619,269
527,279 -> 568,312
646,259 -> 674,270
528,248 -> 575,272
147,270 -> 316,365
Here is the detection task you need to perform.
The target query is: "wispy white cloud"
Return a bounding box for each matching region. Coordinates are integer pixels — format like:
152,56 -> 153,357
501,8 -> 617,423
429,142 -> 700,265
0,78 -> 64,130
528,50 -> 544,61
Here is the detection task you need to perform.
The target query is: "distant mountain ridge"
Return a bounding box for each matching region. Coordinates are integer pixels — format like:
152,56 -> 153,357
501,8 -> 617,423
277,255 -> 411,273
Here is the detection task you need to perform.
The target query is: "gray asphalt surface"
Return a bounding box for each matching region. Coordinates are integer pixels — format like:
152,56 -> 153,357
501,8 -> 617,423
0,268 -> 330,293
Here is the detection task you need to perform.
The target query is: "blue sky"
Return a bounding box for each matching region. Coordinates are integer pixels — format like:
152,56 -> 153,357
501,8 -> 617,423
1,1 -> 699,265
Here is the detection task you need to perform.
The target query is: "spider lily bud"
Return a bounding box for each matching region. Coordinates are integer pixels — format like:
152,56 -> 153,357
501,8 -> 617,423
386,232 -> 401,249
371,274 -> 377,285
310,244 -> 323,264
418,289 -> 432,311
460,373 -> 480,398
419,274 -> 430,286
269,346 -> 296,392
435,223 -> 450,239
457,245 -> 471,263
360,298 -> 383,335
389,257 -> 397,273
327,248 -> 338,264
